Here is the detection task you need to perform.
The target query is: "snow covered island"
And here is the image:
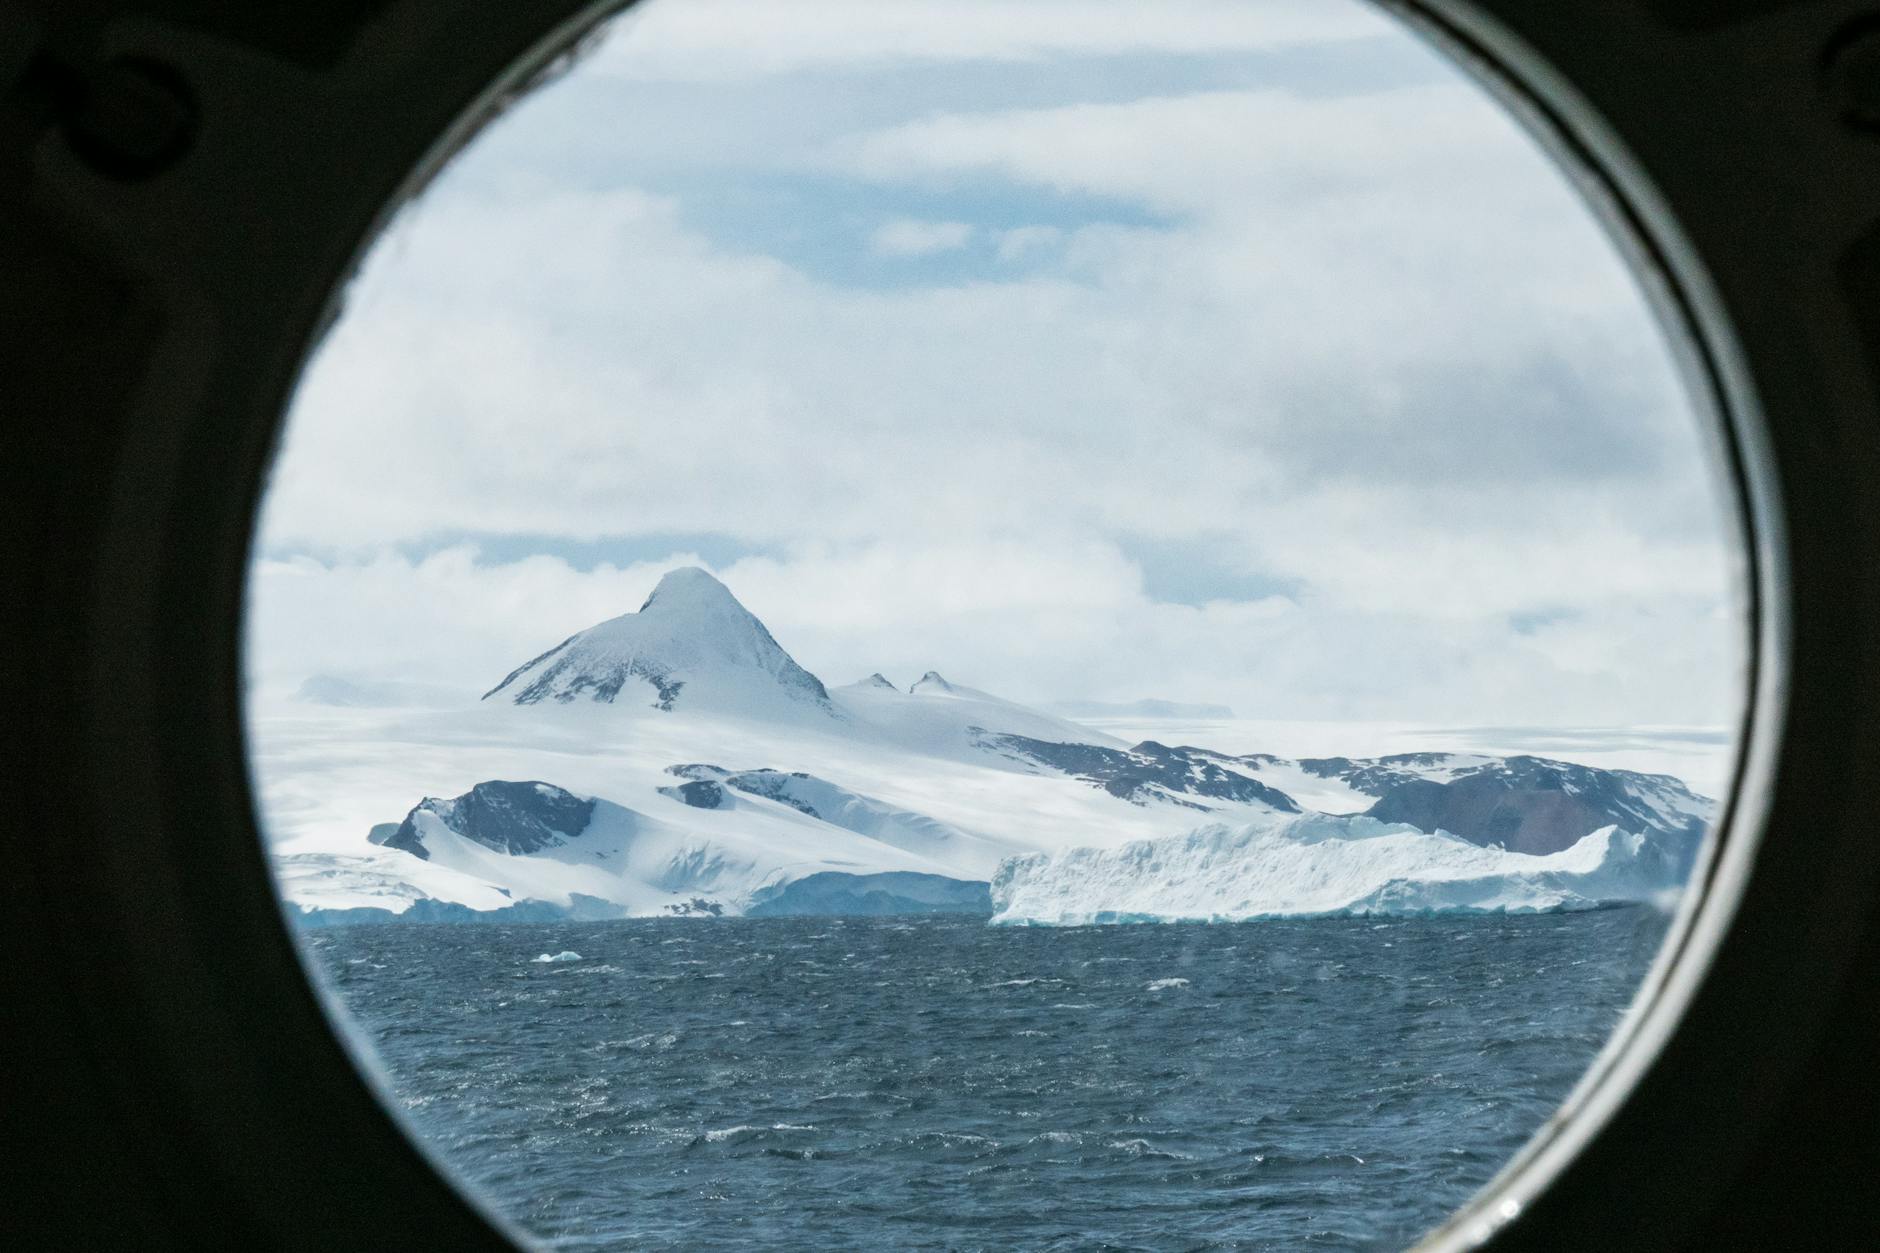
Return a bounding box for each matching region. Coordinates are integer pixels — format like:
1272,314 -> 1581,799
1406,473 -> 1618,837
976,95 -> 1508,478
260,568 -> 1714,926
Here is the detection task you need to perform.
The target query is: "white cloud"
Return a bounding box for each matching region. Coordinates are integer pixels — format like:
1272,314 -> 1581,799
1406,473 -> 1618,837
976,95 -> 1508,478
248,9 -> 1746,729
996,226 -> 1063,262
246,545 -> 1741,727
869,218 -> 973,256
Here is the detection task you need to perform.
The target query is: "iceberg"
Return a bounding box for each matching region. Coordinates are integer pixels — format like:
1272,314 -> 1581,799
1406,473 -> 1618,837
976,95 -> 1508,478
988,813 -> 1693,925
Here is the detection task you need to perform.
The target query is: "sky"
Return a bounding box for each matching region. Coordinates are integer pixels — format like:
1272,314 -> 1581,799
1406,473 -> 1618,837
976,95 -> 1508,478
244,0 -> 1747,727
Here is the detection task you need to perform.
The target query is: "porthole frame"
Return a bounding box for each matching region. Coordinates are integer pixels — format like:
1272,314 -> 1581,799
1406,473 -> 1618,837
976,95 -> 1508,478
8,0 -> 1880,1248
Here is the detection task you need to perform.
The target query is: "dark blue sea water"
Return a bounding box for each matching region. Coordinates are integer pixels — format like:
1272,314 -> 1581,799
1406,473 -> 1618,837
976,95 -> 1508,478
308,909 -> 1670,1250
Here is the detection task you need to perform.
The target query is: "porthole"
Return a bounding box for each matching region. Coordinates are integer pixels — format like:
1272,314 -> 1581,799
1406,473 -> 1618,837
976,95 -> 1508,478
230,2 -> 1777,1249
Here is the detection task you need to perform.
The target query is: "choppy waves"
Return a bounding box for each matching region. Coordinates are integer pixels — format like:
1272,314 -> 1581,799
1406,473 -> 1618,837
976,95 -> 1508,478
311,910 -> 1667,1249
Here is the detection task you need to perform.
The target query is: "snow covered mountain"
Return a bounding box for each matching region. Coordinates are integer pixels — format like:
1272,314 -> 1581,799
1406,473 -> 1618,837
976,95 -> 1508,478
833,668 -> 1125,756
480,568 -> 1109,753
977,733 -> 1301,811
1294,753 -> 1708,858
659,764 -> 1011,866
264,567 -> 1720,925
979,753 -> 1712,924
289,771 -> 1004,925
483,566 -> 832,715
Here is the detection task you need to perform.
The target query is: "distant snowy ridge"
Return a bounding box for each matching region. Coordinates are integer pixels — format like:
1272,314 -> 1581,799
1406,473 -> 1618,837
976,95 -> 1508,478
268,568 -> 1719,926
1296,753 -> 1710,857
833,669 -> 1124,754
976,732 -> 1300,812
480,568 -> 1117,757
281,771 -> 1009,924
989,813 -> 1695,925
661,764 -> 1009,864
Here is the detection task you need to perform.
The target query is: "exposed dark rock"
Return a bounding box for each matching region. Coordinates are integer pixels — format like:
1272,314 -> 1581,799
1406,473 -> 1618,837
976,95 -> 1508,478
720,769 -> 818,815
659,779 -> 728,809
379,825 -> 430,860
973,731 -> 1300,811
485,638 -> 687,709
664,897 -> 725,917
1300,753 -> 1459,797
667,763 -> 729,780
383,780 -> 596,860
1341,754 -> 1709,860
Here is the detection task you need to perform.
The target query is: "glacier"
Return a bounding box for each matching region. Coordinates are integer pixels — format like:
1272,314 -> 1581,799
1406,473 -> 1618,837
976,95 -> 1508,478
988,814 -> 1693,926
254,567 -> 1719,924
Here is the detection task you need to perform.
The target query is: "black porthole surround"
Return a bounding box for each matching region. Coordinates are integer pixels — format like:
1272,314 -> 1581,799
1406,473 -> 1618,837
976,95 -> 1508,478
7,0 -> 1880,1248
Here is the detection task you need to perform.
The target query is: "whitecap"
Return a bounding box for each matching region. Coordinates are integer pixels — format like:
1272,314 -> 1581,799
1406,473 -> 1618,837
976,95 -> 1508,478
1145,977 -> 1190,992
701,1122 -> 815,1143
1108,1138 -> 1194,1160
701,1125 -> 761,1143
532,951 -> 582,964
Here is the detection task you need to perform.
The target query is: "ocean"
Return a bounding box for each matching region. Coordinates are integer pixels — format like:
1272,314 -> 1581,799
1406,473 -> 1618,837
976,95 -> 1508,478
307,908 -> 1669,1250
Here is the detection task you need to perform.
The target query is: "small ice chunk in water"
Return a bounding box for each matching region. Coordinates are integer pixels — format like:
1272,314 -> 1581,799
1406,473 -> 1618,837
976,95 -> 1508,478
533,951 -> 583,963
1146,977 -> 1190,991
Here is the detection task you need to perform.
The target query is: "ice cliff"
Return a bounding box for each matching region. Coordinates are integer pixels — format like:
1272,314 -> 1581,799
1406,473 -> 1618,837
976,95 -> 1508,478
989,813 -> 1692,925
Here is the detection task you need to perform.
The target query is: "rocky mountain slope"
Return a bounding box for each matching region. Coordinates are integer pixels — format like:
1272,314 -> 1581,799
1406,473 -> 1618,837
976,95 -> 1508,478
271,568 -> 1718,924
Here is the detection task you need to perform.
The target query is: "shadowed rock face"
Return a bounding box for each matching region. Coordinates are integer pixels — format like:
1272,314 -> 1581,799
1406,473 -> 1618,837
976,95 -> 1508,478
1366,777 -> 1610,855
1358,756 -> 1708,857
973,732 -> 1301,812
718,770 -> 818,814
1300,753 -> 1458,797
659,779 -> 728,809
493,640 -> 687,709
384,780 -> 596,860
659,764 -> 820,814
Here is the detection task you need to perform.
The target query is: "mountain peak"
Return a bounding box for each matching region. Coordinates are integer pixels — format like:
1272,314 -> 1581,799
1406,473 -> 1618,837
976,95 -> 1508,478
638,566 -> 740,614
859,673 -> 900,692
484,568 -> 831,713
911,671 -> 956,695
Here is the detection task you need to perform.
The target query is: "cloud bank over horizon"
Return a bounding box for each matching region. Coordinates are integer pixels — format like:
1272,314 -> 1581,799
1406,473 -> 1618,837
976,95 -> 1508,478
247,0 -> 1746,728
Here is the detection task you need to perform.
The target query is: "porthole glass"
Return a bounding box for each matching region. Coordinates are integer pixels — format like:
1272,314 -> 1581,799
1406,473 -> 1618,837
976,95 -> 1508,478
245,1 -> 1749,1247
